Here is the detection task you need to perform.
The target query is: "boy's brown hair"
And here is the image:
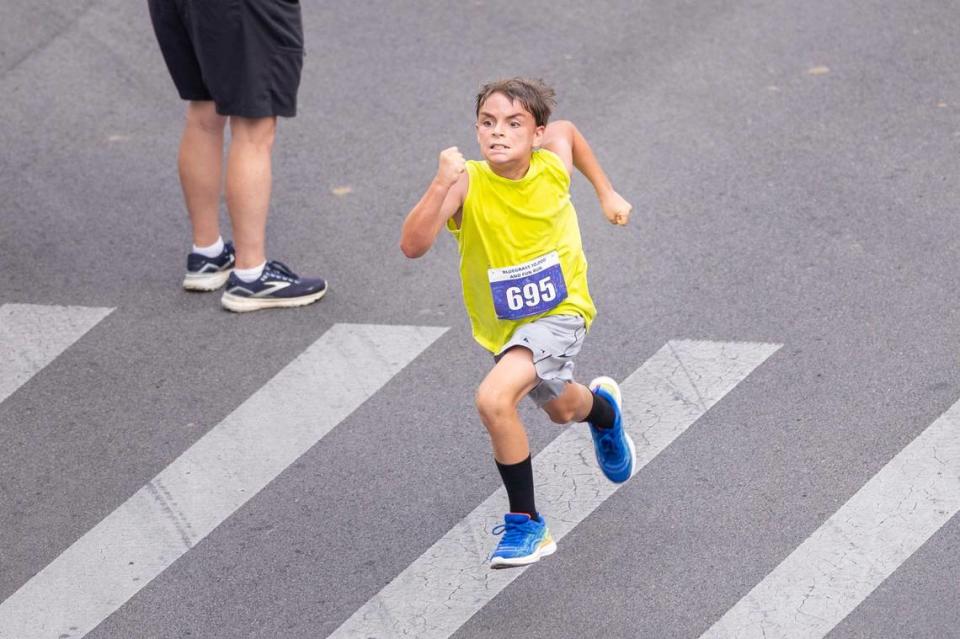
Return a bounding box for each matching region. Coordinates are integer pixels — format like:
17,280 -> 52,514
475,77 -> 556,127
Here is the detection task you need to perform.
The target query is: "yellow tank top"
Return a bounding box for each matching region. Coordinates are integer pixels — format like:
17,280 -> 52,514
446,148 -> 596,353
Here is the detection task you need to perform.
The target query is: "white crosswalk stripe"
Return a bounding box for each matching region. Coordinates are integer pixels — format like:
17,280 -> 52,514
331,339 -> 781,639
0,303 -> 113,405
0,323 -> 447,639
700,394 -> 960,639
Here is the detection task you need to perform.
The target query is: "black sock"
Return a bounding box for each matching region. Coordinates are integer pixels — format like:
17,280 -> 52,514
495,456 -> 538,520
583,391 -> 616,429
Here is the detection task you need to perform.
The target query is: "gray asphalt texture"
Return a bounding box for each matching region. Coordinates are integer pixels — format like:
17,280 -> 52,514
2,1 -> 959,637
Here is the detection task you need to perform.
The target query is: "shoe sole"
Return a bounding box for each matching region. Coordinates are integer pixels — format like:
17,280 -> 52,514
623,430 -> 637,481
588,376 -> 637,482
489,539 -> 558,569
220,286 -> 328,313
183,269 -> 232,291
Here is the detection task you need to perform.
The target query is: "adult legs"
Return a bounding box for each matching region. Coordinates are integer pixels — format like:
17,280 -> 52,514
176,105 -> 276,270
218,114 -> 327,311
178,100 -> 226,247
225,116 -> 277,269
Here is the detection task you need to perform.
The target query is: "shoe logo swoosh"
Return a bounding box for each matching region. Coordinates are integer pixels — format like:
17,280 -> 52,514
253,281 -> 292,297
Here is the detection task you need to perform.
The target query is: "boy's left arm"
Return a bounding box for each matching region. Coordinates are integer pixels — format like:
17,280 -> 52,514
541,120 -> 632,226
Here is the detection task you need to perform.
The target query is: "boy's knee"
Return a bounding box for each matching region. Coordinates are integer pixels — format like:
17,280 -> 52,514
540,381 -> 593,425
475,385 -> 512,426
544,403 -> 576,424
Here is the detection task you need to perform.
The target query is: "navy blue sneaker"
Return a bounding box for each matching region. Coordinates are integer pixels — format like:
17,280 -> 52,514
220,260 -> 327,312
183,241 -> 235,291
489,513 -> 556,568
587,376 -> 636,483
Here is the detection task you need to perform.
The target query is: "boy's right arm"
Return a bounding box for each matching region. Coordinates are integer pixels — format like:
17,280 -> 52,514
400,147 -> 468,258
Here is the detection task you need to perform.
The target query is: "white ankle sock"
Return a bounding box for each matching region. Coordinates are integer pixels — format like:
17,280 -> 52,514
234,261 -> 266,283
192,236 -> 224,258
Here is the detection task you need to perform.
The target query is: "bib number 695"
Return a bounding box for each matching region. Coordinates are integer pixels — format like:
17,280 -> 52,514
489,252 -> 567,319
505,276 -> 557,311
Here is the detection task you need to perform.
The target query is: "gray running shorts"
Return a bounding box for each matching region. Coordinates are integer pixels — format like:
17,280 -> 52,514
495,314 -> 587,407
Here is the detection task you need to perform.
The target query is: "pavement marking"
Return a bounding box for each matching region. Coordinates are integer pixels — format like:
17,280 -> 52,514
331,339 -> 781,639
700,396 -> 960,639
0,303 -> 113,404
0,323 -> 447,639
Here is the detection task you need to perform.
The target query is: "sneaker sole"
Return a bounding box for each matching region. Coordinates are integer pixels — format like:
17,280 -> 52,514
623,430 -> 637,481
489,539 -> 558,569
589,376 -> 637,482
183,269 -> 232,291
220,286 -> 328,313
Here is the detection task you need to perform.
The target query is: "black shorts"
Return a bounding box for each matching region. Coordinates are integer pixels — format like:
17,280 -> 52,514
148,0 -> 304,118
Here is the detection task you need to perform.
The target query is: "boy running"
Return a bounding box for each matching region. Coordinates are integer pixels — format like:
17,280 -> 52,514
400,78 -> 635,568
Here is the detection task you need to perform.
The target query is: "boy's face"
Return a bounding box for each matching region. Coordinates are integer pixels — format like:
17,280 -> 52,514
475,92 -> 545,168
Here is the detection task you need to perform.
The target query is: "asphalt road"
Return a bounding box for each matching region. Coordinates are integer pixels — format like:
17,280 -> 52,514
1,1 -> 959,637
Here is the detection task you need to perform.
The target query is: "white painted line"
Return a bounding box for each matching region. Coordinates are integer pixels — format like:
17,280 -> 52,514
701,397 -> 960,639
331,339 -> 781,639
0,323 -> 447,639
0,303 -> 113,404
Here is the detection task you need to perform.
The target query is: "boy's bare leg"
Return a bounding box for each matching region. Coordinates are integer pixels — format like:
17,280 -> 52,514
225,115 -> 276,269
542,381 -> 594,425
550,374 -> 637,485
475,347 -> 541,464
179,101 -> 226,247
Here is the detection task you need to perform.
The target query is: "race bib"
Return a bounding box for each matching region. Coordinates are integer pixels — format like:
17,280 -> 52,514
488,251 -> 568,320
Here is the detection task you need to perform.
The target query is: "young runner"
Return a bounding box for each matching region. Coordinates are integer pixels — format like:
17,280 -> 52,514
400,78 -> 635,567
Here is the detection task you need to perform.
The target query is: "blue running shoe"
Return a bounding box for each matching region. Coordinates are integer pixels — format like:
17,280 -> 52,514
588,376 -> 636,483
183,241 -> 235,291
221,260 -> 327,312
489,513 -> 557,568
